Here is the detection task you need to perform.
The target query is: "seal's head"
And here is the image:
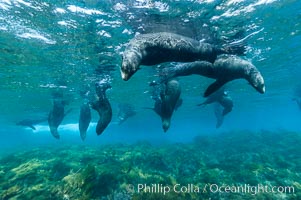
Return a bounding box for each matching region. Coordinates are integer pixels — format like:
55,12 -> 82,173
247,68 -> 265,94
121,49 -> 142,81
162,119 -> 170,132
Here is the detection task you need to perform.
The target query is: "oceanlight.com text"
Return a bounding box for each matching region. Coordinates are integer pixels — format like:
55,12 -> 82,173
208,183 -> 295,196
127,183 -> 295,196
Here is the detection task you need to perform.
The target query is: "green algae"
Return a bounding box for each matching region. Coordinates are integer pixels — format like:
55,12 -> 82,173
0,130 -> 300,199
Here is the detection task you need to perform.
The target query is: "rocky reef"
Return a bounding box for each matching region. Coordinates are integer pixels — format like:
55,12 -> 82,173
0,130 -> 300,199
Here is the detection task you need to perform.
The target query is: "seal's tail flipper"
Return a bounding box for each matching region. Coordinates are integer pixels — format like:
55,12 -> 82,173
28,125 -> 36,130
204,80 -> 227,97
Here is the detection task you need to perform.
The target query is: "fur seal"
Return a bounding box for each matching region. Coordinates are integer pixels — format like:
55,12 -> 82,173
48,99 -> 72,139
79,102 -> 91,140
16,118 -> 47,130
197,88 -> 233,116
121,32 -> 245,81
117,103 -> 136,125
145,79 -> 183,118
91,82 -> 112,135
160,79 -> 181,132
162,55 -> 265,97
198,88 -> 233,128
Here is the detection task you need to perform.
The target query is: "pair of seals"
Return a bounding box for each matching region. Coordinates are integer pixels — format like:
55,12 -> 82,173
91,82 -> 112,135
121,32 -> 244,81
162,55 -> 265,97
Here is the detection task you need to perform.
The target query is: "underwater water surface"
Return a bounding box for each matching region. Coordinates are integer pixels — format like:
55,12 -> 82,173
0,0 -> 301,199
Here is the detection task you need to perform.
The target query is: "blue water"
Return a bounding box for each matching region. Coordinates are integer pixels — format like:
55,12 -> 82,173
0,0 -> 301,199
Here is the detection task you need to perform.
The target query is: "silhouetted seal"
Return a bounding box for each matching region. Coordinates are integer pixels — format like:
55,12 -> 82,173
91,82 -> 112,135
121,32 -> 244,81
197,88 -> 233,116
16,118 -> 47,130
48,99 -> 72,139
197,88 -> 233,128
162,55 -> 265,97
79,102 -> 91,140
117,103 -> 136,125
160,79 -> 181,132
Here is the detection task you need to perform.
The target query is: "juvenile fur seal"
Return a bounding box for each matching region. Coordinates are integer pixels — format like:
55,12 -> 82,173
145,79 -> 183,119
162,55 -> 265,97
16,118 -> 47,130
79,102 -> 91,140
197,88 -> 233,116
160,79 -> 181,132
91,82 -> 112,135
198,88 -> 233,128
121,32 -> 245,81
48,99 -> 72,139
117,103 -> 136,125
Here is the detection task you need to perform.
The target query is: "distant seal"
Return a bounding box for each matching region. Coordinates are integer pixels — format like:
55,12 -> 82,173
16,118 -> 47,130
121,32 -> 244,81
117,103 -> 136,125
79,102 -> 91,140
162,55 -> 265,97
197,88 -> 233,116
160,79 -> 181,132
91,82 -> 112,135
197,88 -> 233,128
48,99 -> 72,139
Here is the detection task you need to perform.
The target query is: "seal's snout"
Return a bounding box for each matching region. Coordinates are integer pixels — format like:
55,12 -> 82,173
258,85 -> 265,94
121,71 -> 129,81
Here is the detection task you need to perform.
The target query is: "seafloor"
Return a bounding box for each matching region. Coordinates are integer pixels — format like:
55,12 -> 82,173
0,130 -> 300,200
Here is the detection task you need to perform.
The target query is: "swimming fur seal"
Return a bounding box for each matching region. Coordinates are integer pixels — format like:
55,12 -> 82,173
79,102 -> 91,140
121,32 -> 245,81
16,118 -> 47,130
197,88 -> 233,116
117,103 -> 136,125
91,82 -> 112,135
48,99 -> 72,139
160,79 -> 181,132
198,88 -> 233,128
162,55 -> 265,97
145,79 -> 183,118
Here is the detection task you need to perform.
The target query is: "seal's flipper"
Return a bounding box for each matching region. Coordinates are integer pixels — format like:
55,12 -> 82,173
28,125 -> 36,130
222,107 -> 232,116
204,80 -> 227,97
